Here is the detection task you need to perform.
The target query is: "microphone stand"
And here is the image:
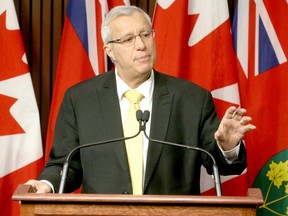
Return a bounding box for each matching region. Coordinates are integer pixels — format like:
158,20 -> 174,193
59,113 -> 143,194
139,110 -> 222,196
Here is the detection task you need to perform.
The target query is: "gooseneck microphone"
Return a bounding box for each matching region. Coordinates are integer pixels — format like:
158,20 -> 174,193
138,110 -> 222,196
58,113 -> 144,194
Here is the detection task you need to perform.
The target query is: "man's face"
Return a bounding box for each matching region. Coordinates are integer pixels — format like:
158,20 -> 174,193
105,12 -> 156,82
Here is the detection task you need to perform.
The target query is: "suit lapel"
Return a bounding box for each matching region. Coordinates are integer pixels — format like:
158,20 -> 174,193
144,72 -> 174,191
99,72 -> 130,178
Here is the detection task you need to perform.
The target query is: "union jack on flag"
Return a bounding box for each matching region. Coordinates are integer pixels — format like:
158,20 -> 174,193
232,0 -> 287,77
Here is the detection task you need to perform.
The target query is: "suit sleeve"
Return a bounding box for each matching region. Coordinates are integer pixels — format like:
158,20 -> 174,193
38,89 -> 83,193
199,91 -> 247,175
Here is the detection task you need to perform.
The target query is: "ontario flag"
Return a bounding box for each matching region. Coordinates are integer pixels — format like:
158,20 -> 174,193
0,0 -> 43,215
45,0 -> 130,161
153,0 -> 248,195
233,0 -> 288,215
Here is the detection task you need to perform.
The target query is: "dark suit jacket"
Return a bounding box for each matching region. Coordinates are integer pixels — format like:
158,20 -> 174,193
39,70 -> 246,194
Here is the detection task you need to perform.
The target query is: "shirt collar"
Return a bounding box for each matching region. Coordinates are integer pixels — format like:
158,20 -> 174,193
115,68 -> 154,102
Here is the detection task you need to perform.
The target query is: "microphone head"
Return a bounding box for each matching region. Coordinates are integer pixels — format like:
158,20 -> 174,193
143,110 -> 150,122
136,110 -> 143,121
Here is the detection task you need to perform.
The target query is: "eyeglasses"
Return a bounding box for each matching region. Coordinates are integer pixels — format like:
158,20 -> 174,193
107,29 -> 155,47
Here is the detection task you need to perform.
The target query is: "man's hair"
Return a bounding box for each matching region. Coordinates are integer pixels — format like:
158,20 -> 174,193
101,6 -> 152,45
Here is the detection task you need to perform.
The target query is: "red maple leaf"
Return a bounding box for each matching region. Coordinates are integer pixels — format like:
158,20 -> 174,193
0,10 -> 28,136
0,94 -> 25,136
0,11 -> 29,81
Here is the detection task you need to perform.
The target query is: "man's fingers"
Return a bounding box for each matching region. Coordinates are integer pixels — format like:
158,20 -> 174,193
239,116 -> 252,125
25,179 -> 52,193
224,106 -> 238,119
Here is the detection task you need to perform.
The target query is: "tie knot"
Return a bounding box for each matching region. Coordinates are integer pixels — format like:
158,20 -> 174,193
124,90 -> 143,104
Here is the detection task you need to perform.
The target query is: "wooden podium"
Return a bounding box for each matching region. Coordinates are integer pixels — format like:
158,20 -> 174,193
13,184 -> 263,216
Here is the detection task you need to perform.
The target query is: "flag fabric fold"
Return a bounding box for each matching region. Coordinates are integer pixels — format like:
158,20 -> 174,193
152,0 -> 247,195
232,0 -> 288,215
0,0 -> 43,215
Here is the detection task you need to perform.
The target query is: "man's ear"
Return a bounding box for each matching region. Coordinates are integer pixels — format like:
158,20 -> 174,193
104,45 -> 116,62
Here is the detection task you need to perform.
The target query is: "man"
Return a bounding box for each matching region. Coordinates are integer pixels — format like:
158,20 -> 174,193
26,5 -> 255,194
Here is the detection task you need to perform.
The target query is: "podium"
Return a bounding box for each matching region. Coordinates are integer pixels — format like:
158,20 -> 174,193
13,184 -> 263,216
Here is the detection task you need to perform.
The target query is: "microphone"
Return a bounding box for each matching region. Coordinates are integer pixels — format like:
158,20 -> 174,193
58,113 -> 144,194
137,110 -> 222,196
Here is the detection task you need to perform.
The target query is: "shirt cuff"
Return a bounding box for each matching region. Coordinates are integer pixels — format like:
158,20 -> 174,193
217,141 -> 241,164
40,180 -> 55,193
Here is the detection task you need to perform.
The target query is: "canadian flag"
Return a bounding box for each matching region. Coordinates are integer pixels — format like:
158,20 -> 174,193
45,0 -> 130,161
0,0 -> 43,215
153,0 -> 248,195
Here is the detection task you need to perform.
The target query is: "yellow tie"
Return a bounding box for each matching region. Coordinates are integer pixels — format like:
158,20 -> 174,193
124,90 -> 143,195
